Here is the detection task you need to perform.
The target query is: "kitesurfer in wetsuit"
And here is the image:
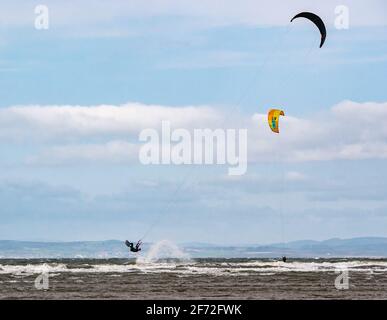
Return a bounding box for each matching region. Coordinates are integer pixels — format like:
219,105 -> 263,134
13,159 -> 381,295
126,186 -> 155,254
282,256 -> 287,263
125,240 -> 142,252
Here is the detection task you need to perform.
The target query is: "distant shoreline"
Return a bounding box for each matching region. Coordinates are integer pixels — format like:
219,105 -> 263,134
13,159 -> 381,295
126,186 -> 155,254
1,237 -> 387,259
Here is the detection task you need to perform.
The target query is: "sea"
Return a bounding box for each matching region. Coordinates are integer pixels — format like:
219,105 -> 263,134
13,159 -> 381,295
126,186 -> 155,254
1,258 -> 386,299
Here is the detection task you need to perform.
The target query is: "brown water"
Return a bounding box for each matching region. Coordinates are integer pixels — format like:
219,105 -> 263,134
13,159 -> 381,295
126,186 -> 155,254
1,258 -> 386,299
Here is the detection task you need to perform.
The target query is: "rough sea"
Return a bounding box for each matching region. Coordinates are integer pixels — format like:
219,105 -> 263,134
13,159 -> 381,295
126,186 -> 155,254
1,258 -> 387,299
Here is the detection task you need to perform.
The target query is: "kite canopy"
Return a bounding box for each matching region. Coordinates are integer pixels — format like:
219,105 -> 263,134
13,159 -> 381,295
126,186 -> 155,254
291,12 -> 327,48
268,109 -> 285,134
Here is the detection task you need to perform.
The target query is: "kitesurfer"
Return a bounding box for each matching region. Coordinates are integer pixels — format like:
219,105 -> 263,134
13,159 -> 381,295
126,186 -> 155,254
282,256 -> 287,263
125,240 -> 142,252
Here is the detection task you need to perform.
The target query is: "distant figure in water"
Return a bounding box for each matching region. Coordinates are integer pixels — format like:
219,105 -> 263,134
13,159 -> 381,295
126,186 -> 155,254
125,240 -> 142,253
282,256 -> 287,263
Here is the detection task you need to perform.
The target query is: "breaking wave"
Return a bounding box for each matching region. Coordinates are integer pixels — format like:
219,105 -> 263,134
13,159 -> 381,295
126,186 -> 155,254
1,259 -> 387,276
136,240 -> 191,264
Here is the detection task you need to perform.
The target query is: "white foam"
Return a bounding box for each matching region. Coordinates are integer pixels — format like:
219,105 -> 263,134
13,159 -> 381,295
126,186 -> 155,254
0,260 -> 386,276
136,240 -> 191,265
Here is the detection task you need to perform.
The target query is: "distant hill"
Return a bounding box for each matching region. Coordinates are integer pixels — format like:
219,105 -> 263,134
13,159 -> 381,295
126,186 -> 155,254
1,237 -> 387,258
0,240 -> 127,259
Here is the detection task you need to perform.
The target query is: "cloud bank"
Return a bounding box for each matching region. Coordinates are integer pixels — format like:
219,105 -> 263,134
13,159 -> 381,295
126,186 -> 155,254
0,100 -> 386,166
1,0 -> 386,29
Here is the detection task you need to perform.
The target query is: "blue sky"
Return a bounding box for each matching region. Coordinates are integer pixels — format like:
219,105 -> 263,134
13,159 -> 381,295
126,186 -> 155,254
0,0 -> 387,244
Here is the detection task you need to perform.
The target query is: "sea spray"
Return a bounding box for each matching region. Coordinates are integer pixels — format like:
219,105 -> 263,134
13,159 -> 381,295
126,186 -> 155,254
136,240 -> 190,264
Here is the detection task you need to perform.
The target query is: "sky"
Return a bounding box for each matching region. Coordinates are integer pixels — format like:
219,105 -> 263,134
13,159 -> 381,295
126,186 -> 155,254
0,0 -> 386,244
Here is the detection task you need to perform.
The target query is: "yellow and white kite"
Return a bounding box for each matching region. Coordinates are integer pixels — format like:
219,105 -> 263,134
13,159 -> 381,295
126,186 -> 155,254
267,109 -> 285,134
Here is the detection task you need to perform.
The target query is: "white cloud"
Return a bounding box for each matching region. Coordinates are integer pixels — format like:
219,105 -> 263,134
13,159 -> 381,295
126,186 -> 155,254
285,171 -> 307,181
0,0 -> 386,29
250,100 -> 387,162
26,140 -> 139,166
1,100 -> 387,165
0,103 -> 221,142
